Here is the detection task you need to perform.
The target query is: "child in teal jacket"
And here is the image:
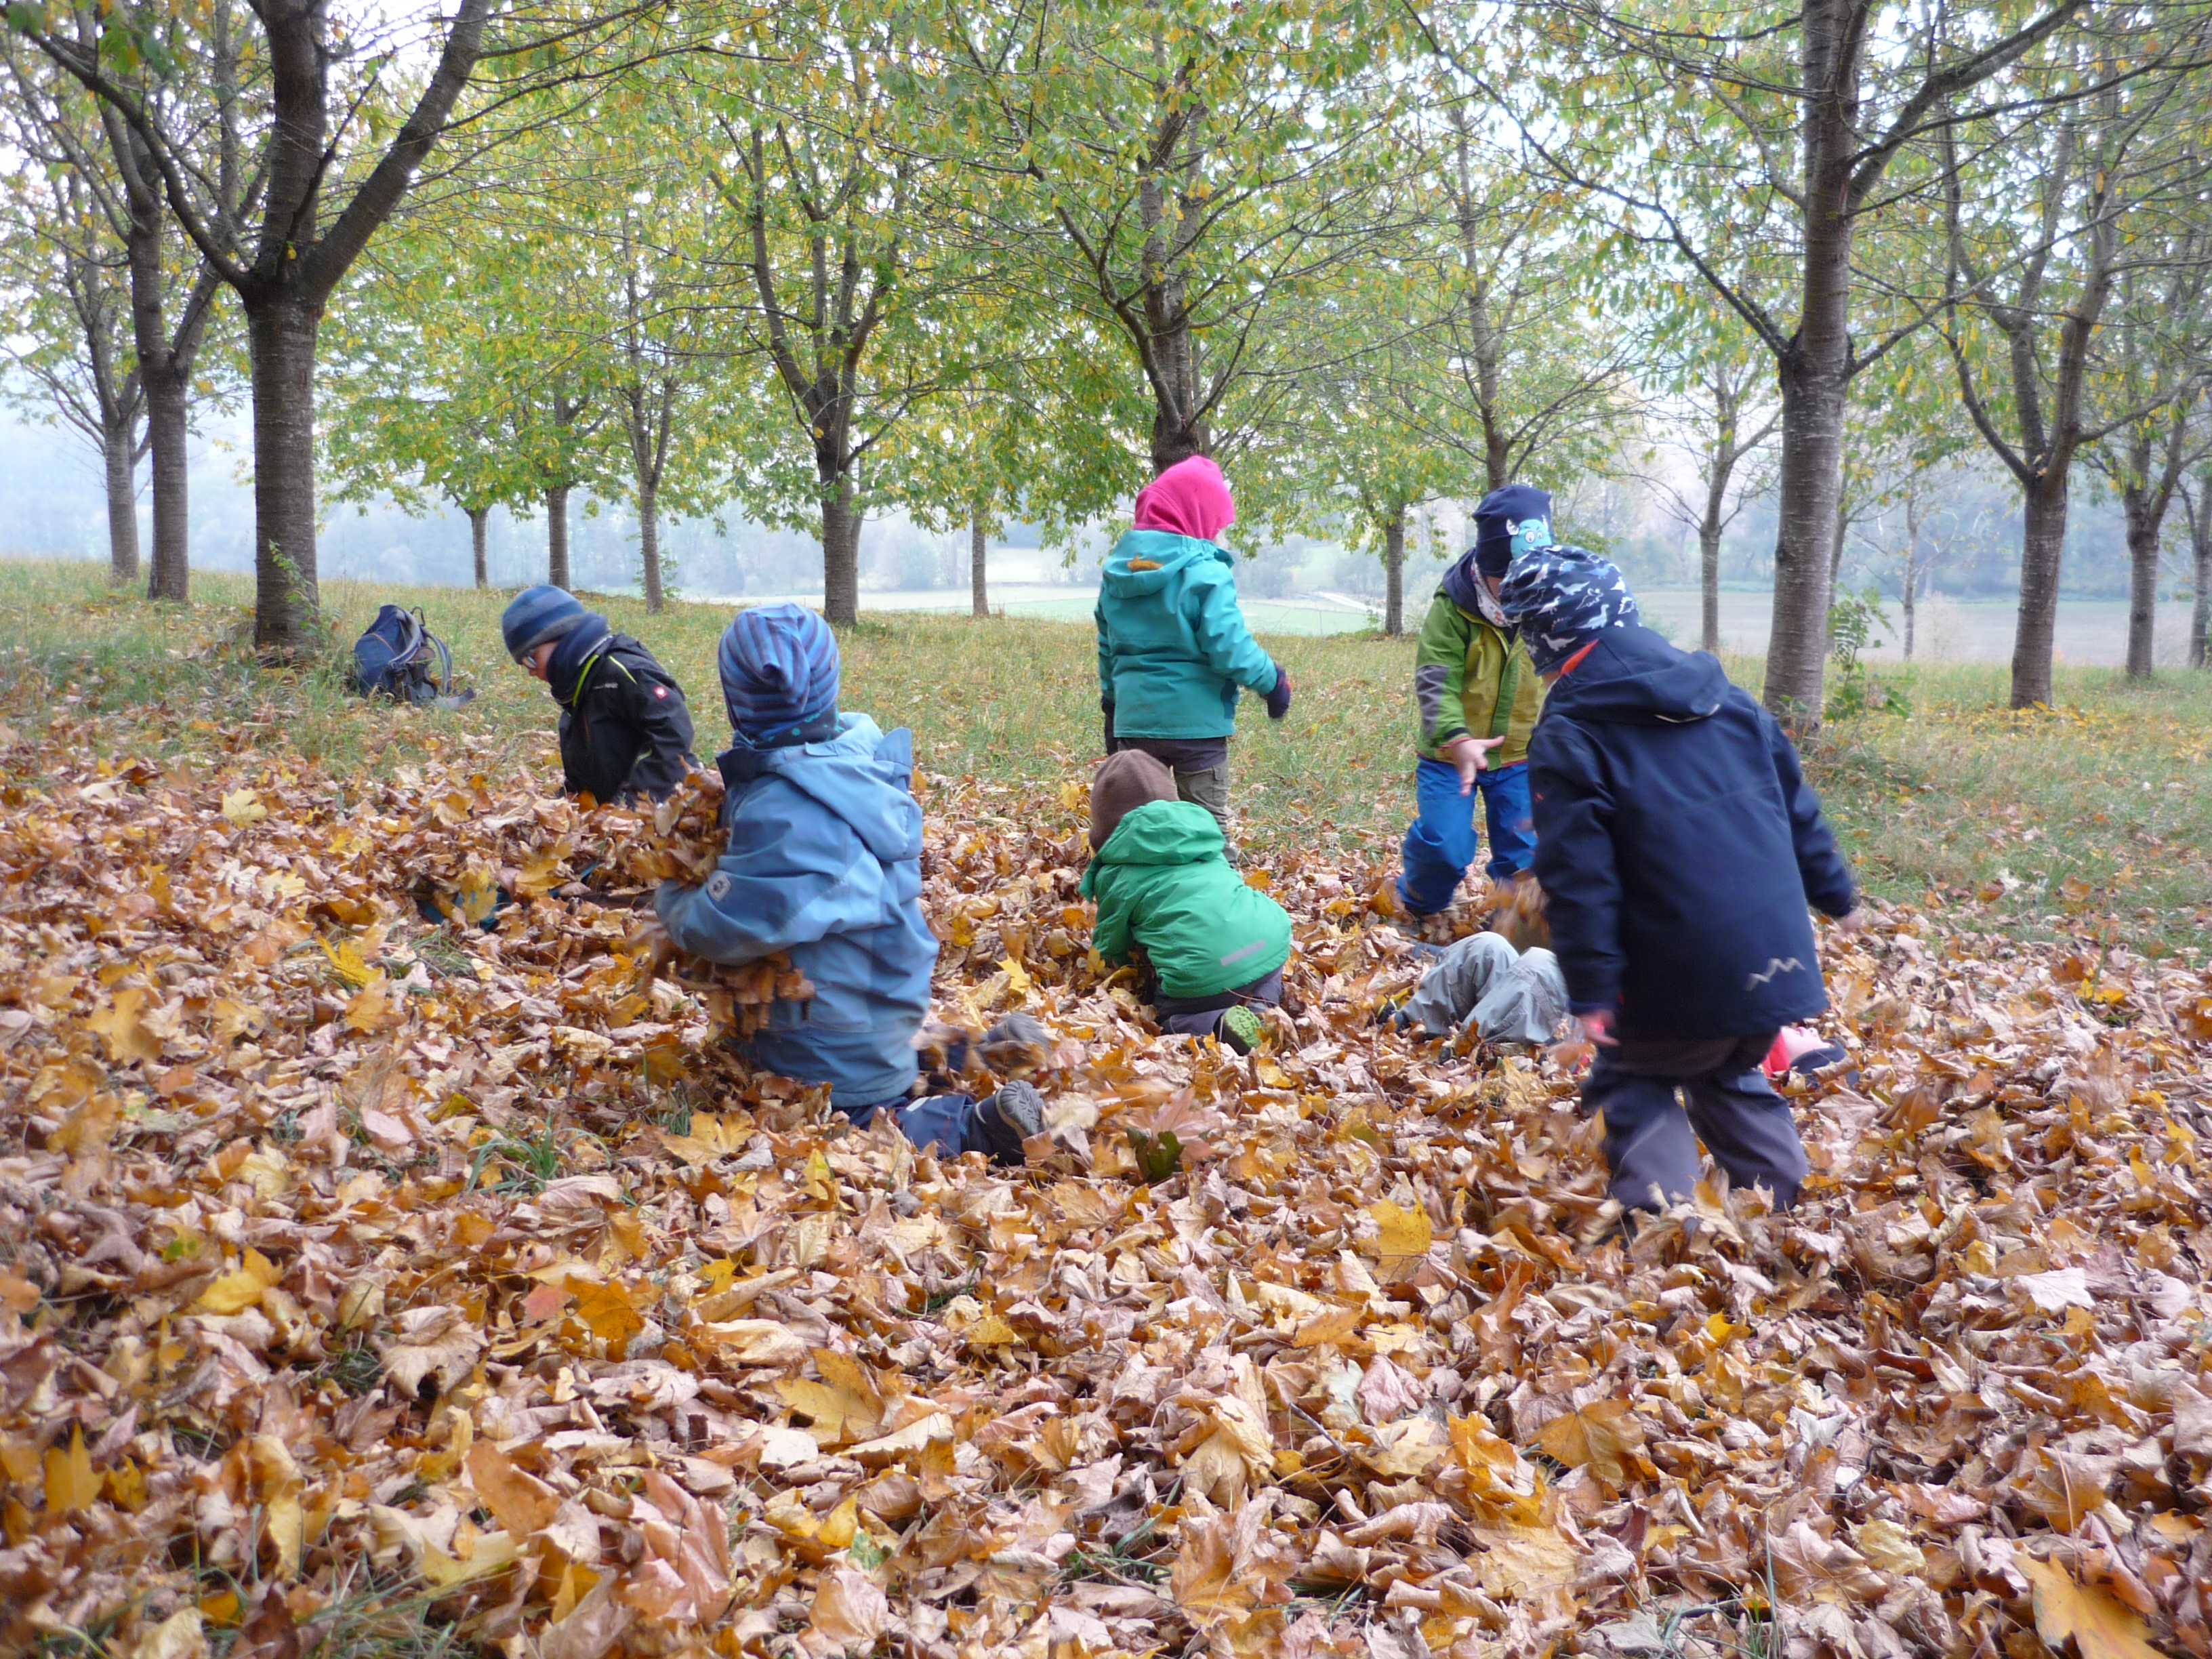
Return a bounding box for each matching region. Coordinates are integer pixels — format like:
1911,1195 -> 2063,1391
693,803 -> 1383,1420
1096,456 -> 1292,836
1080,750 -> 1290,1054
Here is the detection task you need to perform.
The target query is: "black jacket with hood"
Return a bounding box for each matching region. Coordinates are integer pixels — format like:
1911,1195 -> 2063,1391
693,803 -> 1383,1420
551,628 -> 697,804
1528,625 -> 1855,1042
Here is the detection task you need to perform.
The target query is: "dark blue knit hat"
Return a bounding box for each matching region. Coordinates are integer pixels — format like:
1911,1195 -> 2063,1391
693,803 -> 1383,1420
718,602 -> 840,745
1473,485 -> 1555,578
501,585 -> 590,662
1498,544 -> 1640,674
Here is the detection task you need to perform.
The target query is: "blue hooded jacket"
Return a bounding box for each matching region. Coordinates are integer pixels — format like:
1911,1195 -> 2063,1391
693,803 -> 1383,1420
655,714 -> 937,1108
1528,625 -> 1856,1042
1095,529 -> 1280,739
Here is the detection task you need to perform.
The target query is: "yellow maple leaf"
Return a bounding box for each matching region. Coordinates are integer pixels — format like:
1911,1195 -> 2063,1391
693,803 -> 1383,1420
319,935 -> 374,988
1001,954 -> 1031,996
44,1424 -> 97,1513
1537,1398 -> 1647,1490
513,851 -> 567,899
220,788 -> 267,825
344,973 -> 401,1033
87,987 -> 163,1065
197,1248 -> 283,1315
1368,1200 -> 1433,1270
465,1441 -> 560,1538
655,1113 -> 749,1168
569,1277 -> 645,1343
2018,1554 -> 2163,1659
451,867 -> 499,924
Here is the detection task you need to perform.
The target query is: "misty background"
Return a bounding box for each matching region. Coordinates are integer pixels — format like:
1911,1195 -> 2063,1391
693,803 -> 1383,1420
1,405 -> 2189,663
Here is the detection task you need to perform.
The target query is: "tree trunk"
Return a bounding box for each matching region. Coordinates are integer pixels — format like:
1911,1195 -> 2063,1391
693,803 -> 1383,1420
116,123 -> 199,605
142,365 -> 191,602
1900,489 -> 1921,661
2192,516 -> 2211,670
1902,571 -> 1917,660
102,419 -> 141,585
970,504 -> 989,617
2011,472 -> 2069,708
245,294 -> 322,653
547,485 -> 571,590
1382,510 -> 1406,636
2123,483 -> 2159,679
468,506 -> 489,589
2192,485 -> 2212,670
639,482 -> 663,613
821,476 -> 860,627
1764,363 -> 1849,727
1700,523 -> 1722,653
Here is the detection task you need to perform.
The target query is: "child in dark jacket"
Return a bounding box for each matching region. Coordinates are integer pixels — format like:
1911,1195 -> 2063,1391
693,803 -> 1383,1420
1399,484 -> 1549,917
502,585 -> 697,804
1095,457 -> 1292,836
1498,546 -> 1862,1214
1080,750 -> 1290,1054
653,603 -> 1043,1165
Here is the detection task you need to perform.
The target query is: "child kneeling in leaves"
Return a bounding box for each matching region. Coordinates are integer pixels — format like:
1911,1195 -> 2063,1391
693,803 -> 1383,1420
654,603 -> 1043,1164
1080,750 -> 1290,1054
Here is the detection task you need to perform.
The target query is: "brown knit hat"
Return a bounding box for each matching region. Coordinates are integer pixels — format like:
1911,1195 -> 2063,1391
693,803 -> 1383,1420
1089,750 -> 1179,851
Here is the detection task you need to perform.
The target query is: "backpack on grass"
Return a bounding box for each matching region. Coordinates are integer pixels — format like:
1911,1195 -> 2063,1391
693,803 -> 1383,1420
349,605 -> 465,705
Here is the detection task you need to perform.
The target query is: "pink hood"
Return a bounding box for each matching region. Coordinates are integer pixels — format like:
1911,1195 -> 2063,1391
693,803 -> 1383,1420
1132,455 -> 1235,543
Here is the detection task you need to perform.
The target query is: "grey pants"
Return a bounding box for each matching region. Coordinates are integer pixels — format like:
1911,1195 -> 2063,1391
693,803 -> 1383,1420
1404,932 -> 1568,1044
1584,1033 -> 1807,1212
1174,762 -> 1232,839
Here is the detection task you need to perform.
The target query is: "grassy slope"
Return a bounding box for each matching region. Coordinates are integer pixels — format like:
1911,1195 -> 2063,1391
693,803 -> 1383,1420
4,558 -> 2207,954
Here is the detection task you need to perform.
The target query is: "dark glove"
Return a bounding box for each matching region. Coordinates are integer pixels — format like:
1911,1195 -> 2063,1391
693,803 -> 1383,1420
1263,663 -> 1292,721
1101,698 -> 1116,753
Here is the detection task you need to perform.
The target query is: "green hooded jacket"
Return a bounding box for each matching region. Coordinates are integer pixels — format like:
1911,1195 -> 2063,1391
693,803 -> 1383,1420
1414,590 -> 1544,766
1080,800 -> 1292,998
1095,529 -> 1280,740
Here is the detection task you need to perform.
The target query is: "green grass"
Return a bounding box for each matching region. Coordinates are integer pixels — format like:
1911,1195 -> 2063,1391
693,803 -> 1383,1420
3,557 -> 2207,953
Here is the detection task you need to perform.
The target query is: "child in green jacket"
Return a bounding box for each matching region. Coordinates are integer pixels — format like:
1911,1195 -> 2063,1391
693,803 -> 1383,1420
1398,484 -> 1549,917
1080,750 -> 1290,1054
1096,456 -> 1292,836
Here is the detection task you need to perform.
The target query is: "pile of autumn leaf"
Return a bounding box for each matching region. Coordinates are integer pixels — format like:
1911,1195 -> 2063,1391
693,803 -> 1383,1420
1,708 -> 2211,1659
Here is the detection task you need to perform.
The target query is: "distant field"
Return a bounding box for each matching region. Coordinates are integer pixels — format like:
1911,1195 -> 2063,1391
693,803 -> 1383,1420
1634,587 -> 2198,668
4,558 -> 2208,953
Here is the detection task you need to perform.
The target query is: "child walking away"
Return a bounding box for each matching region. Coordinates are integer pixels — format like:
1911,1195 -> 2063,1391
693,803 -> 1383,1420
1096,456 -> 1292,837
502,585 -> 697,805
1498,545 -> 1862,1215
1399,485 -> 1549,918
655,604 -> 1042,1165
1080,750 -> 1290,1054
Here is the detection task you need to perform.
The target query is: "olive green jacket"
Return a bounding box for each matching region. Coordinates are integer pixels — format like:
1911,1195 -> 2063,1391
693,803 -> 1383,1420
1413,591 -> 1544,766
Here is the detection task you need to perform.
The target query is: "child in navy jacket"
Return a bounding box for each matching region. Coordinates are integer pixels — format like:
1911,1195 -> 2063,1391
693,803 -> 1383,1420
1498,546 -> 1862,1214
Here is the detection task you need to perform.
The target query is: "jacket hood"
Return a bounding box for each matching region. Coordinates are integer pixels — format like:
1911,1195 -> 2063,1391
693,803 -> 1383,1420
1089,799 -> 1225,870
1101,529 -> 1229,597
1544,624 -> 1730,726
716,714 -> 920,863
1440,546 -> 1489,620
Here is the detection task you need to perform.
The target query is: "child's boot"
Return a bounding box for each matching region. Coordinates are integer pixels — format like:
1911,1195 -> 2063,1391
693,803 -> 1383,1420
1215,1005 -> 1265,1055
974,1081 -> 1046,1166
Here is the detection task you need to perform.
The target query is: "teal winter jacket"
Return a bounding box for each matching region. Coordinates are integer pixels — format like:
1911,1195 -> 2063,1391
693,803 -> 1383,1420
1095,529 -> 1280,740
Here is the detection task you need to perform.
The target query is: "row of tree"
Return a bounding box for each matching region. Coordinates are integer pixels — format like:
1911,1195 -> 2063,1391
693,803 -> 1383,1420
7,0 -> 2212,722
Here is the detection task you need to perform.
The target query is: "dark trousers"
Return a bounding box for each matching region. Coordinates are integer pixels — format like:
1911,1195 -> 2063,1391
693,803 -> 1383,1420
1584,1032 -> 1807,1212
1154,968 -> 1282,1038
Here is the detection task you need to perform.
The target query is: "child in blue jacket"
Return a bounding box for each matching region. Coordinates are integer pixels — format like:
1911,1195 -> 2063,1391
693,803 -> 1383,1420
1498,548 -> 1862,1215
655,604 -> 1042,1164
1096,456 -> 1292,835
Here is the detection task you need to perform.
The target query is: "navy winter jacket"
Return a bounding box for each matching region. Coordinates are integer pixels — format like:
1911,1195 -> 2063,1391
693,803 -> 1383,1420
1527,626 -> 1856,1042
